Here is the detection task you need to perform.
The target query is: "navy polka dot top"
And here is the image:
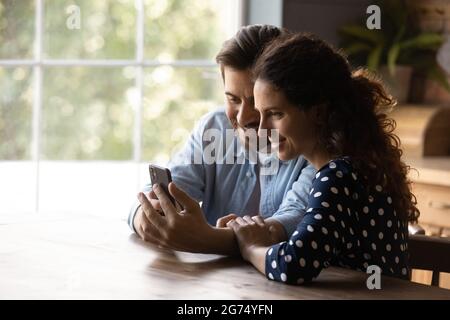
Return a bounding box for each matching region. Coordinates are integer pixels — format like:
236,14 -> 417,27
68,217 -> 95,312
265,157 -> 410,284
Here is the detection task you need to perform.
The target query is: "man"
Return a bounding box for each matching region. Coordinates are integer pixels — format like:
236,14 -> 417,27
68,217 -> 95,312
129,25 -> 315,255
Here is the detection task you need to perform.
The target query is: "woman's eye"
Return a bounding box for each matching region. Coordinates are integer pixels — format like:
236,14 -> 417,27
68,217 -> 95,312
269,112 -> 283,118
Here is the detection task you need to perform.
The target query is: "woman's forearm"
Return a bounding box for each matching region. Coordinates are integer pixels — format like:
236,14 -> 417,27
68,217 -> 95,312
246,245 -> 269,275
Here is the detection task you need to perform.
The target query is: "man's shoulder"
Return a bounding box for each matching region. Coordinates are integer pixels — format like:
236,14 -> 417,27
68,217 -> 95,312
196,108 -> 232,132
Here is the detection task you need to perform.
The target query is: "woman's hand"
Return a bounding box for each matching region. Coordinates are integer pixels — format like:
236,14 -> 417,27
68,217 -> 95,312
216,213 -> 239,228
227,216 -> 278,262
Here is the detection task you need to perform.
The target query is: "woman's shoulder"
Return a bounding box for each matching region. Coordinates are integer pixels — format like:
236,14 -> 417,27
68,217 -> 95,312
310,157 -> 358,199
315,157 -> 355,181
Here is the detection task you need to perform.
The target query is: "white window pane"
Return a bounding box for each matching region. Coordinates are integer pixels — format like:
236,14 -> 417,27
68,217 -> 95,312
38,162 -> 139,219
0,162 -> 36,214
42,67 -> 135,160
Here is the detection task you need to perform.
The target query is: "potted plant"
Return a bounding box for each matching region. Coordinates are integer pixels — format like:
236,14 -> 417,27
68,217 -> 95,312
407,0 -> 450,103
339,0 -> 450,103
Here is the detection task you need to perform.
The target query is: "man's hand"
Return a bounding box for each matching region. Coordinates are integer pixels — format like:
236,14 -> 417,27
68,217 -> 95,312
138,182 -> 215,252
134,187 -> 173,243
134,193 -> 167,246
146,190 -> 162,212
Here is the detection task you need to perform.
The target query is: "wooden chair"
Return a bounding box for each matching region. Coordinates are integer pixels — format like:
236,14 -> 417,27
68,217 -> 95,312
408,234 -> 450,287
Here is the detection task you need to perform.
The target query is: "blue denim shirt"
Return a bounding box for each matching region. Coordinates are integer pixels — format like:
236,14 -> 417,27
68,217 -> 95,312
128,109 -> 316,236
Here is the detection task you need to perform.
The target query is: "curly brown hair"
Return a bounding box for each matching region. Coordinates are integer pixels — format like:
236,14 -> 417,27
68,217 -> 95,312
253,33 -> 419,223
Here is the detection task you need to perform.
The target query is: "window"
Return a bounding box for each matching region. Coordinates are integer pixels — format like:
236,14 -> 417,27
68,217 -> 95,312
0,0 -> 238,218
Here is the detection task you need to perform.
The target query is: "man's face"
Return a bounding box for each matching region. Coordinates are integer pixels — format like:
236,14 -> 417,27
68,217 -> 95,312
222,67 -> 260,151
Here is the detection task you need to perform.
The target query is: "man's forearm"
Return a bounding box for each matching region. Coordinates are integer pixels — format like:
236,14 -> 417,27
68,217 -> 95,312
198,218 -> 287,256
202,226 -> 240,256
196,219 -> 285,256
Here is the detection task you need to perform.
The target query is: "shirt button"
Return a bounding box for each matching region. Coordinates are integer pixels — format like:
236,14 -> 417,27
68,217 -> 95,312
246,171 -> 252,178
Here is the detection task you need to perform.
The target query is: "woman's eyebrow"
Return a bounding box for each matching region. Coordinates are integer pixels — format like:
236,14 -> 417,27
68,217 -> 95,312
261,106 -> 280,111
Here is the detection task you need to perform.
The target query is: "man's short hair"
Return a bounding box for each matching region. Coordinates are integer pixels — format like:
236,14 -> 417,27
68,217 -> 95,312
215,24 -> 286,77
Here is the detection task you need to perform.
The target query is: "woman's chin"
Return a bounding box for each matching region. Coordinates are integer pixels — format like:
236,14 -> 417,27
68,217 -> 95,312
277,144 -> 302,161
277,150 -> 294,161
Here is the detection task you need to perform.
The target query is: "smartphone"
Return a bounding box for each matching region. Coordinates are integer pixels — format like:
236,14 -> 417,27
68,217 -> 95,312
149,164 -> 176,206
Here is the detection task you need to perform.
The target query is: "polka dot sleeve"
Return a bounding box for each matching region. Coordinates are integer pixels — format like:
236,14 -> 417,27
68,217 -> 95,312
265,161 -> 357,284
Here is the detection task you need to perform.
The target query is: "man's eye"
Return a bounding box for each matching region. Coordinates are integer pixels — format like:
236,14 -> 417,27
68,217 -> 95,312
229,97 -> 240,104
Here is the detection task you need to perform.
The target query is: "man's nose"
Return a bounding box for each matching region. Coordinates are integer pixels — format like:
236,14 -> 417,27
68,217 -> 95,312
237,102 -> 259,129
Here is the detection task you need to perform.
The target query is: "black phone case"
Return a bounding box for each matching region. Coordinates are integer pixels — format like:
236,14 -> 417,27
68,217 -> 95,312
149,164 -> 176,205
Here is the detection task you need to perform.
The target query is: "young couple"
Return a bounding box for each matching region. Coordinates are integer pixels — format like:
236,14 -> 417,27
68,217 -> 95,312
129,25 -> 419,284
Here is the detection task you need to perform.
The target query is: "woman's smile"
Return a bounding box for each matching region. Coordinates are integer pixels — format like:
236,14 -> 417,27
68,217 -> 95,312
269,136 -> 286,152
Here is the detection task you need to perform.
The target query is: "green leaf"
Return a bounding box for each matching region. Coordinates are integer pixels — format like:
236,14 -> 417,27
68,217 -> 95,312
400,33 -> 444,50
339,25 -> 384,45
387,44 -> 400,75
428,65 -> 450,92
343,43 -> 372,56
393,23 -> 406,44
381,0 -> 408,33
367,45 -> 383,71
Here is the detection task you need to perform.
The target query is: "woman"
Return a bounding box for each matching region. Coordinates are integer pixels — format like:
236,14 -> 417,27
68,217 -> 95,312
227,33 -> 420,284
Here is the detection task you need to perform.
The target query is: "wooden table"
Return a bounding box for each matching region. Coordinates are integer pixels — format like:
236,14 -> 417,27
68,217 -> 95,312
1,214 -> 449,300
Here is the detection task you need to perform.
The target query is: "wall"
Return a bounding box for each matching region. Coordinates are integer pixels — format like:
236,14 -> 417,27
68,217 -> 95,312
283,0 -> 371,46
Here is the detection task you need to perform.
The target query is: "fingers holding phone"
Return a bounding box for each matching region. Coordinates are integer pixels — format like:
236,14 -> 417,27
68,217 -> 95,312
134,203 -> 163,245
145,190 -> 163,214
149,164 -> 177,205
149,164 -> 182,212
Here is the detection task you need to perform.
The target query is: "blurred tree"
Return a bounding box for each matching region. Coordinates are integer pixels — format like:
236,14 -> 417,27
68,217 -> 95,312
142,67 -> 222,163
0,0 -> 34,59
0,0 -> 34,160
0,67 -> 33,160
144,0 -> 226,60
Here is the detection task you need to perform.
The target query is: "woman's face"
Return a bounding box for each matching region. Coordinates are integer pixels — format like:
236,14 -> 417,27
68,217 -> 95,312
254,79 -> 317,161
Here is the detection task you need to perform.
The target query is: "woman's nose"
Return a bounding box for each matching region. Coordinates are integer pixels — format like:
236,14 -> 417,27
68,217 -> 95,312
258,117 -> 271,137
